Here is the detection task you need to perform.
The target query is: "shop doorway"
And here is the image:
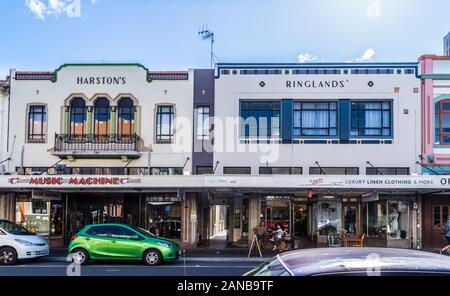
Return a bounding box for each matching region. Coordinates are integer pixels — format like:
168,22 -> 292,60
292,203 -> 315,248
208,205 -> 228,249
66,193 -> 140,244
430,205 -> 450,248
342,203 -> 359,236
144,194 -> 182,241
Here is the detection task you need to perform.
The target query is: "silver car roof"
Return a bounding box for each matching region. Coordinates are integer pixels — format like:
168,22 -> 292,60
278,248 -> 450,276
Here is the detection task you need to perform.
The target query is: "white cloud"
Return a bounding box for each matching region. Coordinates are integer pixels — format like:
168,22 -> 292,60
297,53 -> 318,63
367,0 -> 381,18
25,0 -> 98,20
356,48 -> 375,62
25,0 -> 47,20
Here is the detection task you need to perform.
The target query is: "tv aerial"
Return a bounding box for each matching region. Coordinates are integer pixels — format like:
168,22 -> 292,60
198,25 -> 216,69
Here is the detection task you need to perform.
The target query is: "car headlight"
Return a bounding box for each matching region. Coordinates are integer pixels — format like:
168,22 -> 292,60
15,239 -> 35,246
157,242 -> 173,248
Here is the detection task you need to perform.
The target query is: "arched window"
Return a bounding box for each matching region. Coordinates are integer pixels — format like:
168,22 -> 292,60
117,97 -> 135,138
94,97 -> 111,139
69,97 -> 86,138
435,100 -> 450,145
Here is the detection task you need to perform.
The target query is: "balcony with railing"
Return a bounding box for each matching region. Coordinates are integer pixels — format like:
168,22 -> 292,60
52,134 -> 141,159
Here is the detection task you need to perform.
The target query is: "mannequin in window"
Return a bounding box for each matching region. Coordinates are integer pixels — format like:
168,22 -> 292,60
388,204 -> 400,238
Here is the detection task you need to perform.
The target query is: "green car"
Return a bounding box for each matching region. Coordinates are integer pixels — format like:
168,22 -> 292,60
68,224 -> 181,266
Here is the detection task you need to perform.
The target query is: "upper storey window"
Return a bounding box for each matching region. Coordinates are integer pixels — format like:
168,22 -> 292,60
93,97 -> 111,139
197,106 -> 210,140
27,105 -> 47,143
117,97 -> 135,138
69,97 -> 87,138
293,102 -> 337,137
435,100 -> 450,145
351,101 -> 392,137
156,105 -> 174,143
240,101 -> 280,139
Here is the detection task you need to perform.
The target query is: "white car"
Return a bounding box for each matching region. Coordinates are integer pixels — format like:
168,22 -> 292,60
0,220 -> 49,265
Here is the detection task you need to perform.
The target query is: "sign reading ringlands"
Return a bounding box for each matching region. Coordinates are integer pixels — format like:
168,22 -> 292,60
2,175 -> 450,190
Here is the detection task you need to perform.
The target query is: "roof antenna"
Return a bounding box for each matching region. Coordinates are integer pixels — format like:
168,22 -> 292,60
198,25 -> 215,69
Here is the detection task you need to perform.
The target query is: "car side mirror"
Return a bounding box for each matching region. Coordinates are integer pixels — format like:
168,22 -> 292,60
130,235 -> 144,241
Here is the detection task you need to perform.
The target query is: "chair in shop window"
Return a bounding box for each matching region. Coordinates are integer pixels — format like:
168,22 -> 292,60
352,234 -> 365,248
327,233 -> 340,248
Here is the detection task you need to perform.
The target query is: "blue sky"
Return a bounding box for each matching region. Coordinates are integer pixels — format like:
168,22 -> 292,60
0,0 -> 449,78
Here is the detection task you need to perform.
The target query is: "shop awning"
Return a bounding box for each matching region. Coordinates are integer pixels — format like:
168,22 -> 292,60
1,175 -> 450,193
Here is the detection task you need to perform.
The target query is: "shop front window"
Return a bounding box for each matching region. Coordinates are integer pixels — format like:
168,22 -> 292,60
367,202 -> 387,237
261,197 -> 290,231
316,201 -> 340,236
145,195 -> 181,239
387,201 -> 409,239
16,198 -> 50,235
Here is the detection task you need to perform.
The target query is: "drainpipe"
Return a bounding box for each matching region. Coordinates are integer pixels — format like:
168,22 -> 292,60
20,145 -> 24,173
147,145 -> 152,175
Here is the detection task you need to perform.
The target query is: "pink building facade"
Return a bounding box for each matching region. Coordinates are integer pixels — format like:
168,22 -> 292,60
419,55 -> 450,169
419,55 -> 450,249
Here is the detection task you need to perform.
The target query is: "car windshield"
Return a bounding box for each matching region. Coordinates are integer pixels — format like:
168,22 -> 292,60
129,225 -> 156,238
245,258 -> 290,276
0,221 -> 35,235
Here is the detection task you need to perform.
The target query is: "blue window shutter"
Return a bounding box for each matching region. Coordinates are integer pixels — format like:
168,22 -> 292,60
282,99 -> 293,143
339,100 -> 350,143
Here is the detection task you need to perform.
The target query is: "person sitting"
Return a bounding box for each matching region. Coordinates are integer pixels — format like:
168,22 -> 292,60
271,224 -> 288,252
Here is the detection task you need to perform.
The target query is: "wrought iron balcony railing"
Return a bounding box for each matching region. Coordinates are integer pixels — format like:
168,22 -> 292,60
54,134 -> 140,154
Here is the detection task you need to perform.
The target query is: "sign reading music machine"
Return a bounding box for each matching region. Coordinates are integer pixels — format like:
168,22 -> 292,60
2,175 -> 450,190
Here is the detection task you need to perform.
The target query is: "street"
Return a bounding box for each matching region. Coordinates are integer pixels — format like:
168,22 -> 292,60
0,259 -> 259,276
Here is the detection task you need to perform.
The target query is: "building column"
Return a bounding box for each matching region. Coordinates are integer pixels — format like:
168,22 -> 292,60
134,107 -> 139,135
181,192 -> 198,249
64,106 -> 70,135
0,193 -> 15,221
248,194 -> 261,246
111,106 -> 117,139
87,106 -> 93,140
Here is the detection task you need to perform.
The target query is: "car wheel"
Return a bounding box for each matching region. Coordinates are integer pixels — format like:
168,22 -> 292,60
71,249 -> 89,265
144,249 -> 162,266
0,247 -> 17,265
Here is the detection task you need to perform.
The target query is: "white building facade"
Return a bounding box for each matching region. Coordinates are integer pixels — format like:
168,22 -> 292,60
0,61 -> 439,251
1,64 -> 198,247
212,63 -> 423,249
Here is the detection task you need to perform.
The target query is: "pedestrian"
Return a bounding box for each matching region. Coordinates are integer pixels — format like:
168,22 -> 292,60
441,216 -> 450,255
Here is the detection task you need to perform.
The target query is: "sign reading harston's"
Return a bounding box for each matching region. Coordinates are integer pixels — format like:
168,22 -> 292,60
2,175 -> 450,190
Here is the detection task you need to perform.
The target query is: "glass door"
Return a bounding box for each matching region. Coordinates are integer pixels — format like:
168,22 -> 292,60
433,205 -> 450,247
293,204 -> 308,238
342,203 -> 359,236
